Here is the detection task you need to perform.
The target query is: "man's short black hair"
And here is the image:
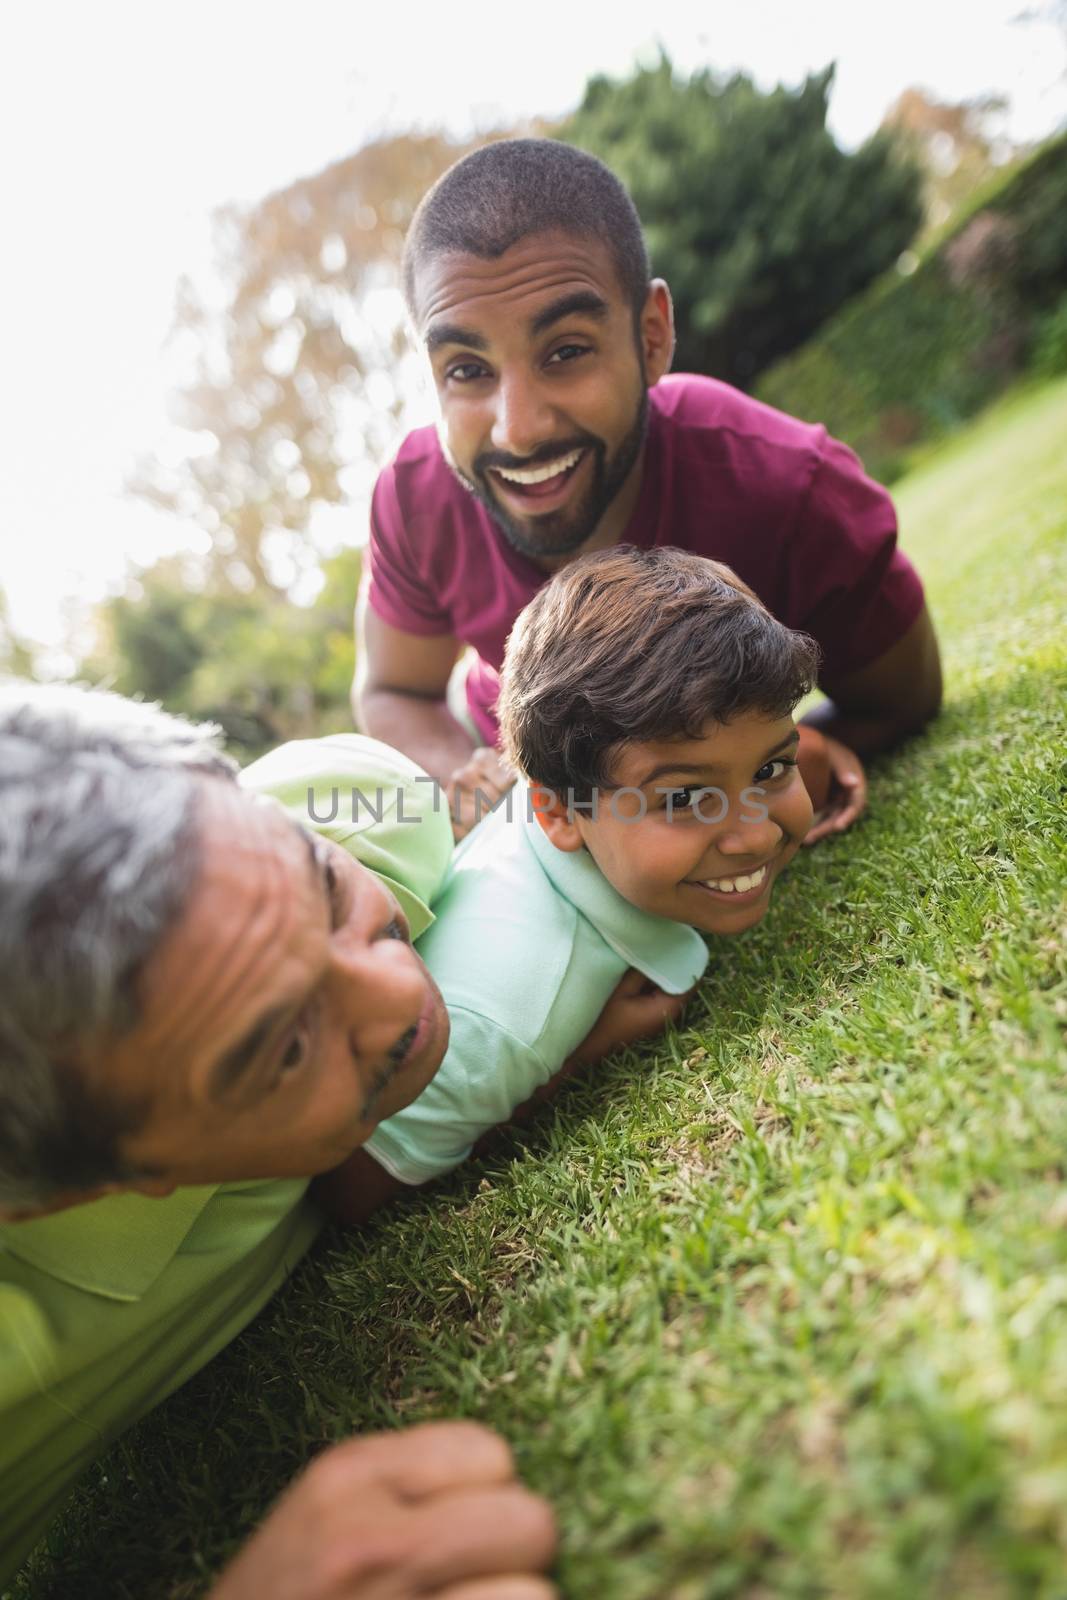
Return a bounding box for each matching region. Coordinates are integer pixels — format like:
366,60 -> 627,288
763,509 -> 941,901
402,138 -> 651,323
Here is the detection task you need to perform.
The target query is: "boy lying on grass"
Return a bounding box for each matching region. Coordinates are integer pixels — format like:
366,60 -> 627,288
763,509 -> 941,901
322,546 -> 837,1220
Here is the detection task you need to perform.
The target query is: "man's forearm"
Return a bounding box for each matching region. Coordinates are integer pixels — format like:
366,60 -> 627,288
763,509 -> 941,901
358,688 -> 476,786
801,692 -> 938,758
802,606 -> 943,758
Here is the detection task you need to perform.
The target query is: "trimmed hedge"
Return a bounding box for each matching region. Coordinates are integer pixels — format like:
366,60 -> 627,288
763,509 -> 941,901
756,130 -> 1067,481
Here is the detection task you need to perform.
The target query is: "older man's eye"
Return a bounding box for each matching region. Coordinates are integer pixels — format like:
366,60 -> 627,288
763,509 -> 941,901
273,999 -> 321,1087
322,857 -> 347,929
279,1035 -> 306,1073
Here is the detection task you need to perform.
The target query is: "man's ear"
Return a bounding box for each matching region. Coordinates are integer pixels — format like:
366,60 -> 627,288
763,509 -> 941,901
531,789 -> 586,853
640,279 -> 674,384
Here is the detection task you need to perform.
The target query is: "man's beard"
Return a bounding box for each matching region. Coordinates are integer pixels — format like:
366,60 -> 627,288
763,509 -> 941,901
449,386 -> 649,563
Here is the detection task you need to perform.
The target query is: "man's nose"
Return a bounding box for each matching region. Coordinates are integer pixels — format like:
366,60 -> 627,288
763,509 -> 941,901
490,371 -> 554,458
325,939 -> 426,1062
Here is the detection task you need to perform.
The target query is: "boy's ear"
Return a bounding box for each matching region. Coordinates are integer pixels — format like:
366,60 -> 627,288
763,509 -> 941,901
531,789 -> 586,853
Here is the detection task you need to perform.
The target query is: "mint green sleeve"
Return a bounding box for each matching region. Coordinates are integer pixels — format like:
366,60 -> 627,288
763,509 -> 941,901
363,1009 -> 554,1184
240,734 -> 452,940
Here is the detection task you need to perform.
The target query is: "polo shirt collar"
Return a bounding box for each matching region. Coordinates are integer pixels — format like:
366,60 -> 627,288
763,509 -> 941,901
523,792 -> 708,993
0,1184 -> 217,1302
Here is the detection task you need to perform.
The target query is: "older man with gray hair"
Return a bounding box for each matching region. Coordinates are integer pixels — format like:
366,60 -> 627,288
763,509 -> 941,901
0,681 -> 560,1598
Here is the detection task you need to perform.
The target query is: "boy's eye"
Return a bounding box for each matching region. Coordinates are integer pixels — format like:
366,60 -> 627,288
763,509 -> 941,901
380,916 -> 410,944
664,786 -> 700,810
754,757 -> 797,784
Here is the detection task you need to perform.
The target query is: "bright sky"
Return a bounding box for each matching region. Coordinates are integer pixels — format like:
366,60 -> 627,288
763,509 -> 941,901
2,0 -> 1065,652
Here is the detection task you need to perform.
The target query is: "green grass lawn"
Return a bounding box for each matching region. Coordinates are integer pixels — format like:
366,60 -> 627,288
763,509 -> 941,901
14,376 -> 1067,1600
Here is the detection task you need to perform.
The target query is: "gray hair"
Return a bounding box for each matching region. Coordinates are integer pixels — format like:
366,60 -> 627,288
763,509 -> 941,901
0,683 -> 236,1209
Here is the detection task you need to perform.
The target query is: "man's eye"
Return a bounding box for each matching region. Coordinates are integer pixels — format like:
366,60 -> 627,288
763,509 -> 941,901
446,361 -> 488,383
546,344 -> 588,366
754,758 -> 797,784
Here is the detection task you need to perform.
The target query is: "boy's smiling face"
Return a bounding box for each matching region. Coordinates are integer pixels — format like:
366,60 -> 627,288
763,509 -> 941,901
538,710 -> 813,936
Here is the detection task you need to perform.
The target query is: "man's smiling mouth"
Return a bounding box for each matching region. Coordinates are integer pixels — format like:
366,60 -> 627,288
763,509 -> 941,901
488,448 -> 586,501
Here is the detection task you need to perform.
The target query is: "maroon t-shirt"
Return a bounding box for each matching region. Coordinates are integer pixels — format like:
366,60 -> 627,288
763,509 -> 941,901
367,374 -> 925,746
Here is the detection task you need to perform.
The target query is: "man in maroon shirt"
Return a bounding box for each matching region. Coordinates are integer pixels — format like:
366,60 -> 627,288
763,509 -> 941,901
356,139 -> 942,840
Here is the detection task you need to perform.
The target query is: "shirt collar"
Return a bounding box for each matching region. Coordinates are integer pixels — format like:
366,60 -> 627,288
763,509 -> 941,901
522,788 -> 708,993
0,1185 -> 218,1302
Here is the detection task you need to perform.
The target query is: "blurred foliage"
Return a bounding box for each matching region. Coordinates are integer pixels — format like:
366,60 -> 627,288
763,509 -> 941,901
0,591 -> 35,679
880,88 -> 1021,244
128,130 -> 487,600
756,130 -> 1067,482
87,549 -> 360,763
562,57 -> 923,387
1032,290 -> 1067,375
103,129 -> 506,757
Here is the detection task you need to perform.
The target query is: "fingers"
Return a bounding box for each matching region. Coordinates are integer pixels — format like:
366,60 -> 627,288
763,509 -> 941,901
611,967 -> 652,999
441,1579 -> 559,1600
447,749 -> 517,839
801,734 -> 867,845
209,1428 -> 554,1600
629,987 -> 688,1032
321,1422 -> 516,1502
400,1485 -> 558,1592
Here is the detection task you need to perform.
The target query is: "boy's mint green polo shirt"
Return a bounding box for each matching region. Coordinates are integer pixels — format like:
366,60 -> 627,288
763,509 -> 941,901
365,784 -> 709,1185
0,735 -> 451,1585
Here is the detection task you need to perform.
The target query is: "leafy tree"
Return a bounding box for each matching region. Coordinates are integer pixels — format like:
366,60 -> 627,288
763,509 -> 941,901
129,131 -> 486,598
881,88 -> 1020,242
87,549 -> 361,762
562,58 -> 923,386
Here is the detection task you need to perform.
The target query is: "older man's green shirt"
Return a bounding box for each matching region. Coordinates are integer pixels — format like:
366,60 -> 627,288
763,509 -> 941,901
0,736 -> 452,1583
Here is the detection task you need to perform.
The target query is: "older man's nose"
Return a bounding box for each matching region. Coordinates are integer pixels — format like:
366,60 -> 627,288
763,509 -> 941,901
326,939 -> 426,1062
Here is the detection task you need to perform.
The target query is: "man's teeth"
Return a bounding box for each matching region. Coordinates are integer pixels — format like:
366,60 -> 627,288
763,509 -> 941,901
495,449 -> 582,486
702,864 -> 769,894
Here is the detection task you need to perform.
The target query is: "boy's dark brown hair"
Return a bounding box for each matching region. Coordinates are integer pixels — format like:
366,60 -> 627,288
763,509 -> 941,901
498,545 -> 820,798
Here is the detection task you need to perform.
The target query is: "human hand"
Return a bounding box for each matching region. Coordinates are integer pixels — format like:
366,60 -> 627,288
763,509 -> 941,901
802,734 -> 867,845
446,747 -> 517,841
209,1421 -> 557,1600
568,968 -> 692,1068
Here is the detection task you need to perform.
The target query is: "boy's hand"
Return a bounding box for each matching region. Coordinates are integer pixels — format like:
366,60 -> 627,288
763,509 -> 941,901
209,1421 -> 557,1600
568,968 -> 692,1067
802,734 -> 867,846
446,747 -> 516,841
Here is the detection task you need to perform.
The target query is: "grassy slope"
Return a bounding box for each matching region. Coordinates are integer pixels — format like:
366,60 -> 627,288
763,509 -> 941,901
14,377 -> 1067,1600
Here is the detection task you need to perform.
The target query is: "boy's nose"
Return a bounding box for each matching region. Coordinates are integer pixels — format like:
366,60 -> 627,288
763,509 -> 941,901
709,811 -> 783,864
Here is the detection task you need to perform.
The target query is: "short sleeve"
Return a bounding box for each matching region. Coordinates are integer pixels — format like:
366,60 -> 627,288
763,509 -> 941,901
363,1009 -> 554,1184
365,465 -> 454,637
787,435 -> 925,681
240,734 -> 453,941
